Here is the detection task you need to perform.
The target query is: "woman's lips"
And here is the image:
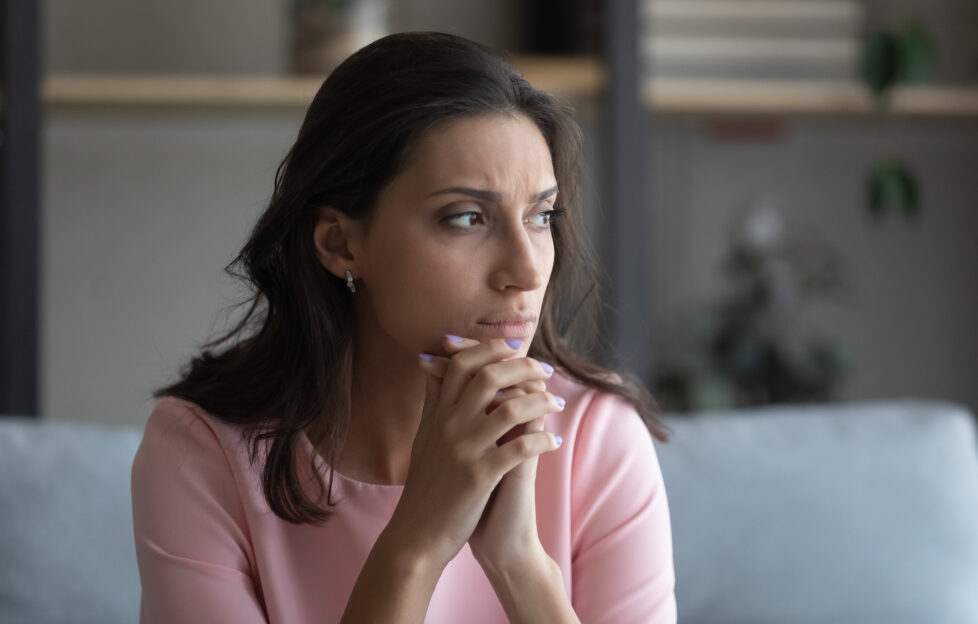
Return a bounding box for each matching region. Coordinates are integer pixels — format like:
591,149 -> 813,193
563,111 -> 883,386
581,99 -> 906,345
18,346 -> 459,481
475,320 -> 535,339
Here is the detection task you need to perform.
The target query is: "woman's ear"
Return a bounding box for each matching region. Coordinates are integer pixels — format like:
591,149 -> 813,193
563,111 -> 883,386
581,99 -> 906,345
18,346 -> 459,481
313,206 -> 363,279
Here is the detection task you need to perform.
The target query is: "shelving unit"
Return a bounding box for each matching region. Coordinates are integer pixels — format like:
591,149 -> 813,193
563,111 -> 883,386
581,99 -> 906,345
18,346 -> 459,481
41,69 -> 978,118
35,51 -> 978,387
646,79 -> 978,117
16,3 -> 978,400
42,56 -> 605,109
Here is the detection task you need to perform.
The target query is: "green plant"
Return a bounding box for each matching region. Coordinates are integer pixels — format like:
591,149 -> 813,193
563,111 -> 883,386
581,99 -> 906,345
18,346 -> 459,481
652,202 -> 853,412
861,17 -> 936,220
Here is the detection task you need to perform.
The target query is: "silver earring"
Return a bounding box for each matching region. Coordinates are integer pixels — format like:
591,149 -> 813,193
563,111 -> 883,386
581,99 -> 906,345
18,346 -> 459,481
345,269 -> 356,293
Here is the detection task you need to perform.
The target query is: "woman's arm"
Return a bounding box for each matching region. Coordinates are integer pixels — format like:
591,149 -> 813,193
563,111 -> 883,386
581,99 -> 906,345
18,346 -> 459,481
481,544 -> 581,624
569,393 -> 677,623
132,400 -> 269,624
339,526 -> 443,623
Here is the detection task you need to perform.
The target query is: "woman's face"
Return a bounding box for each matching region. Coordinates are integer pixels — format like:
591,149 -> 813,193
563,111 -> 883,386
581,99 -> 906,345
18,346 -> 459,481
351,113 -> 558,359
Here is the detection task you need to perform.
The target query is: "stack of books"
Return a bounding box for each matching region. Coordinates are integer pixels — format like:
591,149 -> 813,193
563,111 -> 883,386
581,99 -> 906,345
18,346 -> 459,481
641,0 -> 865,81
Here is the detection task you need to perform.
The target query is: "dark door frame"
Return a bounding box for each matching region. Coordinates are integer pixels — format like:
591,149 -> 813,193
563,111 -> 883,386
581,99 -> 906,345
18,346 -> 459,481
1,0 -> 40,415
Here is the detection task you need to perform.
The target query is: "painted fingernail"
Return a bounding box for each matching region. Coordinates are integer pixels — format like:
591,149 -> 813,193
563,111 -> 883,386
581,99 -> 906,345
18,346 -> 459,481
418,353 -> 435,362
539,361 -> 554,375
554,395 -> 565,408
554,435 -> 563,447
505,339 -> 523,349
445,334 -> 464,342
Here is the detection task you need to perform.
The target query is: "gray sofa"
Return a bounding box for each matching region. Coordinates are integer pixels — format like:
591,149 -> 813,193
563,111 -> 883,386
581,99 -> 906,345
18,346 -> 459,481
2,400 -> 977,623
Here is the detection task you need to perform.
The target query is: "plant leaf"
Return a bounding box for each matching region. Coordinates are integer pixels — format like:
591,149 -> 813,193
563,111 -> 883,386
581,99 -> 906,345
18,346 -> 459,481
862,32 -> 900,97
897,20 -> 936,83
867,160 -> 920,218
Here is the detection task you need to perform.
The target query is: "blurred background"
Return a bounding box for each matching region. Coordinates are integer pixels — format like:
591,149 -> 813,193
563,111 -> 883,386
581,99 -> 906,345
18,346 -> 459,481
2,0 -> 977,425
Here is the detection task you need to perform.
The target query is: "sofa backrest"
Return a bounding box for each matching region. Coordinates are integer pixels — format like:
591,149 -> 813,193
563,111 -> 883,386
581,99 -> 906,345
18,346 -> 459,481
656,399 -> 978,624
3,400 -> 977,623
0,417 -> 142,624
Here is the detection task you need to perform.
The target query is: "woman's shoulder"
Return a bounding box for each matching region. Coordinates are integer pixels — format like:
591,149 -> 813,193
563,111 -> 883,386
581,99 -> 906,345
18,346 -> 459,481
136,396 -> 251,474
546,368 -> 651,444
132,398 -> 258,577
142,395 -> 226,440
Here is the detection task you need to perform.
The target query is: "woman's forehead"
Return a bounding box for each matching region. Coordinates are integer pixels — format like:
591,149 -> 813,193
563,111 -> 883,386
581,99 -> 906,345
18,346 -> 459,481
401,114 -> 556,195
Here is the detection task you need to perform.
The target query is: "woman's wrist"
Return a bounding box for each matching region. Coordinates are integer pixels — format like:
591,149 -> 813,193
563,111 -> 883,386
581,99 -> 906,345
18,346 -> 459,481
479,544 -> 580,624
473,531 -> 544,578
375,521 -> 449,581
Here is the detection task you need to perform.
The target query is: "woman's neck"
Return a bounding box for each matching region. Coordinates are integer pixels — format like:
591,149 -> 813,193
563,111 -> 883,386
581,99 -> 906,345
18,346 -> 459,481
335,328 -> 428,485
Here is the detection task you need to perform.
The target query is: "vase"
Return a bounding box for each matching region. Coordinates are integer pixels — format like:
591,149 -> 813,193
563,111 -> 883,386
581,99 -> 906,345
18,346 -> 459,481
292,0 -> 389,75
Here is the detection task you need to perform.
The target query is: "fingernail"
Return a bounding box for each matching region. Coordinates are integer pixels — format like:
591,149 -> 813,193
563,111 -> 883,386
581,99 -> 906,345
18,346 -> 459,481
539,361 -> 554,375
495,389 -> 504,396
505,339 -> 523,349
554,435 -> 563,447
554,395 -> 565,408
445,334 -> 464,342
418,353 -> 435,362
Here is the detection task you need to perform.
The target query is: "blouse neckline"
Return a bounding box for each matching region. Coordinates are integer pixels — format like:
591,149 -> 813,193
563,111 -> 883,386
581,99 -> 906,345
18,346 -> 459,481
298,428 -> 406,490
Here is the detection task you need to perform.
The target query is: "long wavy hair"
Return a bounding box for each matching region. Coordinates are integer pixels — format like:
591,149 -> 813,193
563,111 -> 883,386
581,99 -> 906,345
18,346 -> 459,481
155,32 -> 669,525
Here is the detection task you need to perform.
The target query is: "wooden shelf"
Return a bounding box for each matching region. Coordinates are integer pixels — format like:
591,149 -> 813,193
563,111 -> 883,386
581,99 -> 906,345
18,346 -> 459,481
38,61 -> 978,118
42,56 -> 605,109
645,0 -> 862,22
645,79 -> 978,117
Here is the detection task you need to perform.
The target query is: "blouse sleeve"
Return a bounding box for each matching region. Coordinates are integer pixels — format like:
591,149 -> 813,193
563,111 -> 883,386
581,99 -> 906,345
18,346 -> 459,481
131,398 -> 268,624
569,391 -> 677,624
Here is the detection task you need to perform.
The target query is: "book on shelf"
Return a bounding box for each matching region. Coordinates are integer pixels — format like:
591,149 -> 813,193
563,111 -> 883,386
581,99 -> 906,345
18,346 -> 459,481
641,0 -> 865,81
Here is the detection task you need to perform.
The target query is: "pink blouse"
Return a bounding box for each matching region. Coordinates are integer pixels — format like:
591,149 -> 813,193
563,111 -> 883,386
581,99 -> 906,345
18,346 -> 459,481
131,370 -> 677,623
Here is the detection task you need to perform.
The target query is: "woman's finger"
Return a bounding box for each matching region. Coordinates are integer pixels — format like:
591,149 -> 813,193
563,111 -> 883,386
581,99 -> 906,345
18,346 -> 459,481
434,339 -> 520,405
486,430 -> 562,476
425,338 -> 554,410
417,356 -> 548,401
472,391 -> 564,448
417,353 -> 450,379
414,335 -> 482,379
453,356 -> 553,419
413,367 -> 443,442
488,379 -> 547,411
442,334 -> 481,352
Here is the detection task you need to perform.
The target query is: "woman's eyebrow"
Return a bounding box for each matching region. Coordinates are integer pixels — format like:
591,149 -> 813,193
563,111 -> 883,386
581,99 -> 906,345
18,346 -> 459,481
427,185 -> 558,202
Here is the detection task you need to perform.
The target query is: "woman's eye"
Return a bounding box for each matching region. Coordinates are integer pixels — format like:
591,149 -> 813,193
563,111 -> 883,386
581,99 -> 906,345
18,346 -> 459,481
529,208 -> 565,228
444,211 -> 484,228
531,211 -> 553,227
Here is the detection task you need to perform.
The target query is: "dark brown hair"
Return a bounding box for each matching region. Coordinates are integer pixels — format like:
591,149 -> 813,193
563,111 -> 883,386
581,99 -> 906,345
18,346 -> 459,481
156,32 -> 669,525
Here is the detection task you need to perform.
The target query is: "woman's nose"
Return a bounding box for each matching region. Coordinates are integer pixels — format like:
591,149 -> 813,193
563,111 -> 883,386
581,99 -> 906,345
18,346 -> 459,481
488,223 -> 549,292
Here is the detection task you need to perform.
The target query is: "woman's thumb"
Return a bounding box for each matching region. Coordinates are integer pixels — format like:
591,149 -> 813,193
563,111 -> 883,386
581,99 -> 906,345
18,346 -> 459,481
418,357 -> 443,423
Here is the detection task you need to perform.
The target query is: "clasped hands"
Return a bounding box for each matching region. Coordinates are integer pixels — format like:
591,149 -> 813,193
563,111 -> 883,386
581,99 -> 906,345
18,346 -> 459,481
387,334 -> 564,578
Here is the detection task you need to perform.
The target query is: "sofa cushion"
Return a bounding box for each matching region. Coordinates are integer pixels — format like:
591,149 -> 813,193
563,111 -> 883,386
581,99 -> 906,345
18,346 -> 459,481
656,400 -> 978,624
0,417 -> 142,624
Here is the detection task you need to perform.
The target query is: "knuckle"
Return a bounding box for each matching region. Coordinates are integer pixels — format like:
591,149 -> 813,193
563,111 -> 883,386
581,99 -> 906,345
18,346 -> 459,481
513,436 -> 534,456
495,401 -> 522,425
444,355 -> 467,379
474,365 -> 503,389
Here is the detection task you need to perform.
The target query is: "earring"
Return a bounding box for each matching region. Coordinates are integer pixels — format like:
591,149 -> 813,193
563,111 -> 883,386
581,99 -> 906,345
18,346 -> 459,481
345,269 -> 356,293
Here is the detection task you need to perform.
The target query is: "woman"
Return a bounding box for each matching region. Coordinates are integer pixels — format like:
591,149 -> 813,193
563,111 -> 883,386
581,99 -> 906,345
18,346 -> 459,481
131,32 -> 676,623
